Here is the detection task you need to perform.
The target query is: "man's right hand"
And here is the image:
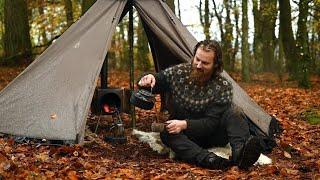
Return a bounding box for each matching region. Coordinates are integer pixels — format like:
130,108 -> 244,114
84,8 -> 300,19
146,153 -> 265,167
138,74 -> 156,88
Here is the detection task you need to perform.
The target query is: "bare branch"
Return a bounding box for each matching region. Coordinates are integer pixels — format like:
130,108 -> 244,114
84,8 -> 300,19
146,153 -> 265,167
212,0 -> 224,39
199,0 -> 204,26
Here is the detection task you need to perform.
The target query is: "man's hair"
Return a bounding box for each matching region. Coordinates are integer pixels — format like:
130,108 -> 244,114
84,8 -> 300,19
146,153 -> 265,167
193,40 -> 223,77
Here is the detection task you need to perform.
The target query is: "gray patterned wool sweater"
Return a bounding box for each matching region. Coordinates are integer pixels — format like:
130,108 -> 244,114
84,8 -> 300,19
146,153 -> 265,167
152,63 -> 233,135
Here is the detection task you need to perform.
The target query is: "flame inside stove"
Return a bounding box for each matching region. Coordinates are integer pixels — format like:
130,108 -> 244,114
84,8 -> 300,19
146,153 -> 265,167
103,103 -> 115,113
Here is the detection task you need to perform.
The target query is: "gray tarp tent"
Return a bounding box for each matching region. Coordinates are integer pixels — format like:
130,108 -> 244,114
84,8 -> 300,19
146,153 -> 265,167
0,0 -> 280,145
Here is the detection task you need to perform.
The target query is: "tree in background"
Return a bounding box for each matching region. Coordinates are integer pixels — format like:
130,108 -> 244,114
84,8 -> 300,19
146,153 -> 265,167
118,18 -> 130,71
0,0 -> 4,52
81,0 -> 96,15
64,0 -> 74,28
177,0 -> 181,19
252,0 -> 263,72
38,2 -> 48,46
310,1 -> 320,74
260,0 -> 277,72
0,0 -> 318,86
279,0 -> 311,88
241,0 -> 250,82
295,0 -> 311,87
3,0 -> 32,63
274,24 -> 286,83
166,0 -> 175,14
222,0 -> 233,71
212,0 -> 234,71
135,18 -> 151,71
27,0 -> 81,53
199,0 -> 211,40
231,0 -> 240,72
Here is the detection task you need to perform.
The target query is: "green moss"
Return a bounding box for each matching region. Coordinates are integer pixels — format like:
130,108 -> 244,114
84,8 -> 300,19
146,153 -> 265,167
307,116 -> 320,125
302,109 -> 320,125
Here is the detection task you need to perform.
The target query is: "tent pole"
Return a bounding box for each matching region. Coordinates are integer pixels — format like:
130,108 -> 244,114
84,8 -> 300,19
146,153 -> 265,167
129,1 -> 136,128
101,54 -> 108,89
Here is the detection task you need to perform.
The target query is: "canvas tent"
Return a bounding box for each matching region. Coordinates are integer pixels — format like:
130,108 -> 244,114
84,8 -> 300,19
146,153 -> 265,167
0,0 -> 280,146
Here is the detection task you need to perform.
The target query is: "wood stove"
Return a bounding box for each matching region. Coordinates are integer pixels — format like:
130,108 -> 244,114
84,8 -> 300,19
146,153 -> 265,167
91,88 -> 131,115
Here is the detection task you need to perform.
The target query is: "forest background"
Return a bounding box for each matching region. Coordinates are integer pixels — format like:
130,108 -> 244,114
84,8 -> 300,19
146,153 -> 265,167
0,0 -> 319,179
0,0 -> 319,87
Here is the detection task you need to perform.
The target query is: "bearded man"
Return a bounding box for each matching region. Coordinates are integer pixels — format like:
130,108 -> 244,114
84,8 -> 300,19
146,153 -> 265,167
138,40 -> 262,170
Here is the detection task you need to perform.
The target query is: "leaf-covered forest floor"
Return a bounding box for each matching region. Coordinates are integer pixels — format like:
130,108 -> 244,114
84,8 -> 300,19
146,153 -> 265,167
0,66 -> 319,179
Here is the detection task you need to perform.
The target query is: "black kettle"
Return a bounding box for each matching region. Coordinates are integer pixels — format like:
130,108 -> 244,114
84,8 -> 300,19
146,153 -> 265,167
130,89 -> 155,110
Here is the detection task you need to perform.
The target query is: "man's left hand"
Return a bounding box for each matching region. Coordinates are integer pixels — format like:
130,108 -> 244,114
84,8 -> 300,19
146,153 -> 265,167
166,120 -> 187,134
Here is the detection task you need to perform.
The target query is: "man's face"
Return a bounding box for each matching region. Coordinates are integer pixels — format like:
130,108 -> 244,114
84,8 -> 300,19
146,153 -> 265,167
190,47 -> 215,84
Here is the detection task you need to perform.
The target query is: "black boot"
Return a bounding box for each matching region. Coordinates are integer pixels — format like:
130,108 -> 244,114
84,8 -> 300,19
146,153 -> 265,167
232,136 -> 262,169
200,153 -> 231,170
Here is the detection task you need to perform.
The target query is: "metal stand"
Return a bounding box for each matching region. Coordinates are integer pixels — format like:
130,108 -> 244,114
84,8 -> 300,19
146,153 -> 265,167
104,108 -> 127,144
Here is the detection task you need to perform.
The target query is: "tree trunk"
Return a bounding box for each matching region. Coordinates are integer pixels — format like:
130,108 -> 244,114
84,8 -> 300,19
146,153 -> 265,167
241,0 -> 250,82
212,0 -> 224,40
279,0 -> 310,87
279,0 -> 297,76
108,37 -> 116,70
38,5 -> 48,45
119,21 -> 125,70
231,0 -> 240,71
200,0 -> 211,40
252,0 -> 263,72
310,3 -> 319,72
296,0 -> 311,87
222,0 -> 233,71
3,0 -> 32,61
81,0 -> 96,15
136,19 -> 151,71
119,20 -> 129,71
212,0 -> 235,70
64,0 -> 74,28
0,0 -> 4,51
260,0 -> 277,72
204,0 -> 211,40
275,27 -> 286,83
166,0 -> 175,14
296,0 -> 309,54
177,0 -> 181,19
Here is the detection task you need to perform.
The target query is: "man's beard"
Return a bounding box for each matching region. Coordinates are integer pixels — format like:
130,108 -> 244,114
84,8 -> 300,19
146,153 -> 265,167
190,66 -> 212,86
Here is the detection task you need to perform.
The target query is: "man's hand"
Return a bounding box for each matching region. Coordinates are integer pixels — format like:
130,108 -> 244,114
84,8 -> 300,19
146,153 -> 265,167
166,120 -> 187,134
138,74 -> 156,88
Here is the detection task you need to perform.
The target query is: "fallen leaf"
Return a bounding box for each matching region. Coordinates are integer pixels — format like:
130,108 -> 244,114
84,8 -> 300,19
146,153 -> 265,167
2,161 -> 12,171
286,168 -> 299,175
73,151 -> 79,157
190,168 -> 209,176
83,170 -> 93,179
224,174 -> 238,180
36,152 -> 49,162
45,171 -> 55,177
67,170 -> 78,180
284,151 -> 292,159
316,160 -> 320,171
50,113 -> 57,119
0,152 -> 8,161
265,165 -> 279,174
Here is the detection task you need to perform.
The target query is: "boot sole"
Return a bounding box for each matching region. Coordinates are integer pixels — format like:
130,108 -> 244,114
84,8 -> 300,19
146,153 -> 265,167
238,137 -> 262,169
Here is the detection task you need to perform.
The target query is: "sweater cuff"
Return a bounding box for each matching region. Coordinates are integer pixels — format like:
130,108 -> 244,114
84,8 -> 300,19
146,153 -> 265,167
185,119 -> 196,131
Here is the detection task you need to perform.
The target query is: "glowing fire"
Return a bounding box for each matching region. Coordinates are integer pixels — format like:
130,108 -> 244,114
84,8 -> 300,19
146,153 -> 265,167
103,103 -> 115,113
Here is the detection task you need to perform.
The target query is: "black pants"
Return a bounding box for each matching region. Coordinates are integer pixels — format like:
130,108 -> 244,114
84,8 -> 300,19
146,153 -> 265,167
160,105 -> 250,165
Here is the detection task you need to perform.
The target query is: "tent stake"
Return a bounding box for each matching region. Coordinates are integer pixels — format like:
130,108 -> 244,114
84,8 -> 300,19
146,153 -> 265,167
129,2 -> 136,128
